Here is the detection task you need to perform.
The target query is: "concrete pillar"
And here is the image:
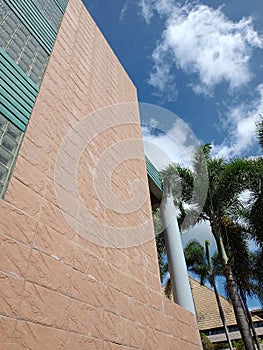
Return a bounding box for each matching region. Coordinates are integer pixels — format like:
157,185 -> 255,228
160,192 -> 195,314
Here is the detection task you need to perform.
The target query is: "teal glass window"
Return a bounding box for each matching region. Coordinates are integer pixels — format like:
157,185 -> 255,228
0,2 -> 49,85
0,114 -> 24,197
34,0 -> 63,29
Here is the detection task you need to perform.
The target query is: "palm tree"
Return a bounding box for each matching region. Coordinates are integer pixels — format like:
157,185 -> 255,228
163,239 -> 234,349
220,218 -> 262,350
246,120 -> 263,251
256,116 -> 263,150
161,148 -> 259,350
205,240 -> 234,350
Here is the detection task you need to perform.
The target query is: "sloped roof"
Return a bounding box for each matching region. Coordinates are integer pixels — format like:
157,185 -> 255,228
189,278 -> 237,330
163,277 -> 261,332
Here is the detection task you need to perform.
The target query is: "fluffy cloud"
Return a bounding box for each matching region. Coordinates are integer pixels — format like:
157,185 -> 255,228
141,1 -> 263,98
212,84 -> 263,158
137,0 -> 155,24
142,85 -> 263,162
142,118 -> 198,170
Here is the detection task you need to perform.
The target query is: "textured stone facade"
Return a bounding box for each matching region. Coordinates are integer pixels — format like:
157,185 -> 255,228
0,0 -> 202,348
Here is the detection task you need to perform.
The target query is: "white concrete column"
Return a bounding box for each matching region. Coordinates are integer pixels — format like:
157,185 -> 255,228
160,192 -> 195,314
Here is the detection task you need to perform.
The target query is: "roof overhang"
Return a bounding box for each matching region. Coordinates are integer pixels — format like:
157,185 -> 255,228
145,156 -> 163,208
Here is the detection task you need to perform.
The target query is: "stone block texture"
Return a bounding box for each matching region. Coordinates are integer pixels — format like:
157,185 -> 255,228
0,0 -> 202,349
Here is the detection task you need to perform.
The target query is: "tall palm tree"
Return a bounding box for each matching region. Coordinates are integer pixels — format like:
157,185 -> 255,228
256,116 -> 263,150
205,240 -> 234,350
246,120 -> 263,250
220,218 -> 262,350
163,239 -> 234,349
161,148 -> 259,350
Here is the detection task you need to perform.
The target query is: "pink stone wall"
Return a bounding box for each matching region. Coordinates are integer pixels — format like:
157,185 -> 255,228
0,0 -> 202,348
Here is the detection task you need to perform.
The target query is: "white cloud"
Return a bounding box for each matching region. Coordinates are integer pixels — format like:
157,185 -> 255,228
119,1 -> 129,21
181,221 -> 217,255
137,0 -> 155,24
140,1 -> 263,98
142,118 -> 197,170
212,84 -> 263,158
148,41 -> 177,101
138,0 -> 173,21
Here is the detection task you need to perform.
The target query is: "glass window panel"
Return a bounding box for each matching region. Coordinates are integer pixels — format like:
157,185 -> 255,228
32,57 -> 43,69
18,58 -> 32,73
0,115 -> 24,197
36,55 -> 47,66
26,38 -> 41,56
0,146 -> 13,167
29,67 -> 40,79
0,163 -> 8,182
6,40 -> 21,61
15,26 -> 28,42
7,124 -> 22,141
17,60 -> 30,74
27,40 -> 37,52
0,2 -> 10,20
5,48 -> 17,61
6,12 -> 19,31
2,19 -> 16,36
20,52 -> 34,65
22,45 -> 36,59
36,47 -> 48,61
36,51 -> 48,66
0,36 -> 5,48
44,1 -> 53,15
28,36 -> 38,46
2,134 -> 18,154
0,30 -> 11,48
19,25 -> 30,37
0,115 -> 8,130
29,49 -> 48,84
12,35 -> 26,49
28,71 -> 39,84
44,0 -> 63,28
34,0 -> 45,10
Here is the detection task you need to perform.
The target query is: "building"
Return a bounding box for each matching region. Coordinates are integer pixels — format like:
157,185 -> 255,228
190,278 -> 263,345
164,277 -> 263,346
0,0 -> 202,348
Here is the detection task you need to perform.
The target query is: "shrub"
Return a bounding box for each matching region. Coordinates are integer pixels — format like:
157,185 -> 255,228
200,332 -> 214,350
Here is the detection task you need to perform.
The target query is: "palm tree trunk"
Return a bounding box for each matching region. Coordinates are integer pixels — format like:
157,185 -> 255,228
223,262 -> 255,350
240,289 -> 261,350
214,228 -> 256,350
212,279 -> 234,350
206,240 -> 234,350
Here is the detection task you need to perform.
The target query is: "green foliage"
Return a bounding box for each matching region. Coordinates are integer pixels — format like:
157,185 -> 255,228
246,157 -> 263,247
249,250 -> 263,305
233,339 -> 246,350
153,209 -> 166,281
157,145 -> 263,349
160,163 -> 193,204
184,240 -> 208,284
200,332 -> 214,350
164,277 -> 172,299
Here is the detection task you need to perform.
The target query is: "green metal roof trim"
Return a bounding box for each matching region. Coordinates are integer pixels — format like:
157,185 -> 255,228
54,0 -> 69,13
6,0 -> 58,54
145,156 -> 163,192
0,48 -> 39,131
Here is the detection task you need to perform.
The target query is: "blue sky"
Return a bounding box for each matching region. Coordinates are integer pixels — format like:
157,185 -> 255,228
83,1 -> 263,308
84,0 -> 263,161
